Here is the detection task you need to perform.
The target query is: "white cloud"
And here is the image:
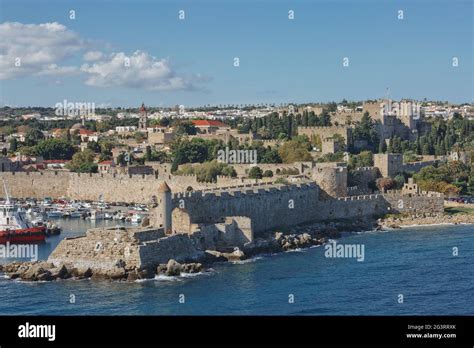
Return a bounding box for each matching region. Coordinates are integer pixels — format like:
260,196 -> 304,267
0,22 -> 86,79
0,22 -> 205,91
83,51 -> 104,61
80,51 -> 194,91
36,64 -> 79,76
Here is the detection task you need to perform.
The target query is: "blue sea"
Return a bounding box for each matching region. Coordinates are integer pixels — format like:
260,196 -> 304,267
0,220 -> 472,315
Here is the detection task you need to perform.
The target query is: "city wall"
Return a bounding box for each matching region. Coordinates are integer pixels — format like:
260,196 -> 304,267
171,182 -> 444,235
0,171 -> 285,203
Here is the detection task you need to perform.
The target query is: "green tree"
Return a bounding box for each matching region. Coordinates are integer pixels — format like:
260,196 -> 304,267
248,166 -> 263,179
34,138 -> 75,160
87,141 -> 101,153
66,149 -> 97,173
24,128 -> 44,147
278,136 -> 312,163
9,137 -> 18,152
263,170 -> 273,177
352,112 -> 379,151
174,121 -> 197,136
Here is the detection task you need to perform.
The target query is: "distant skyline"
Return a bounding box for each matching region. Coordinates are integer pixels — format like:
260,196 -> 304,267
0,0 -> 472,107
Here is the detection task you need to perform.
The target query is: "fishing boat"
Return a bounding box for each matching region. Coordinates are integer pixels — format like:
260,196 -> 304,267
0,180 -> 46,244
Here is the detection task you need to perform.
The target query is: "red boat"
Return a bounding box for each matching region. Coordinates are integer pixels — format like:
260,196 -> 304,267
0,180 -> 46,244
0,227 -> 46,244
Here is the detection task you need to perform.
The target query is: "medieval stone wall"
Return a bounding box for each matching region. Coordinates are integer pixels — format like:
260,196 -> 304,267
298,126 -> 352,144
0,171 -> 295,203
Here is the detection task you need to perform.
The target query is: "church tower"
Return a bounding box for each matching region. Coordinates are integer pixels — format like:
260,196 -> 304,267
138,102 -> 147,131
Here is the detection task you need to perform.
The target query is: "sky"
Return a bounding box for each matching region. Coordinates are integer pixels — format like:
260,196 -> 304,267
0,0 -> 472,107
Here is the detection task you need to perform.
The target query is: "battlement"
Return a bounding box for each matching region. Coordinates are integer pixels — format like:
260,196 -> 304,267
172,181 -> 317,200
260,139 -> 281,144
337,194 -> 381,201
315,166 -> 346,173
353,166 -> 374,172
298,125 -> 350,130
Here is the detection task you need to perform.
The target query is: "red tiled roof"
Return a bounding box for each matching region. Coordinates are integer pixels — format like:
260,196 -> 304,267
79,129 -> 95,135
192,120 -> 228,127
98,161 -> 113,165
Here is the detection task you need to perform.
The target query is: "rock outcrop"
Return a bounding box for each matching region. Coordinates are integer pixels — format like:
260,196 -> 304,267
155,259 -> 203,276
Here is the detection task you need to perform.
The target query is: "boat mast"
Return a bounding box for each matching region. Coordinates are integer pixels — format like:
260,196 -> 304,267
2,178 -> 10,204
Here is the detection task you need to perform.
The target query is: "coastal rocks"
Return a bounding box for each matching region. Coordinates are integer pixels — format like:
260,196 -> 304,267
273,232 -> 323,251
50,265 -> 70,279
181,263 -> 203,273
104,266 -> 126,280
5,261 -> 96,281
12,262 -> 53,281
165,259 -> 181,276
125,268 -> 155,281
156,264 -> 168,275
202,250 -> 228,263
37,271 -> 54,281
221,248 -> 246,262
155,259 -> 203,276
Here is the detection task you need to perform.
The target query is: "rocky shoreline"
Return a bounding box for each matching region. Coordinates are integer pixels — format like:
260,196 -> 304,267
377,213 -> 474,229
1,212 -> 470,282
0,219 -> 370,282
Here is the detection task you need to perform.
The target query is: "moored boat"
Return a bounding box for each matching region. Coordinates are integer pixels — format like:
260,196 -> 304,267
0,180 -> 46,244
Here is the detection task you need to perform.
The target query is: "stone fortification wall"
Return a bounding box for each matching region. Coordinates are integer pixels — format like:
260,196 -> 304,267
382,191 -> 444,214
47,226 -> 157,272
171,182 -> 444,236
0,171 -> 303,203
0,171 -> 70,199
172,182 -> 320,234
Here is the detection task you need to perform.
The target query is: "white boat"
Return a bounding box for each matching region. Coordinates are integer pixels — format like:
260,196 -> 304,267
47,210 -> 63,218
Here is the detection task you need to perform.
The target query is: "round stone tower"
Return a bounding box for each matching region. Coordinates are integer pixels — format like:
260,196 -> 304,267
157,181 -> 172,233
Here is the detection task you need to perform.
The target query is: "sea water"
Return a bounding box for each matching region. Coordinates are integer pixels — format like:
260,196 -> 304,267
0,220 -> 472,315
